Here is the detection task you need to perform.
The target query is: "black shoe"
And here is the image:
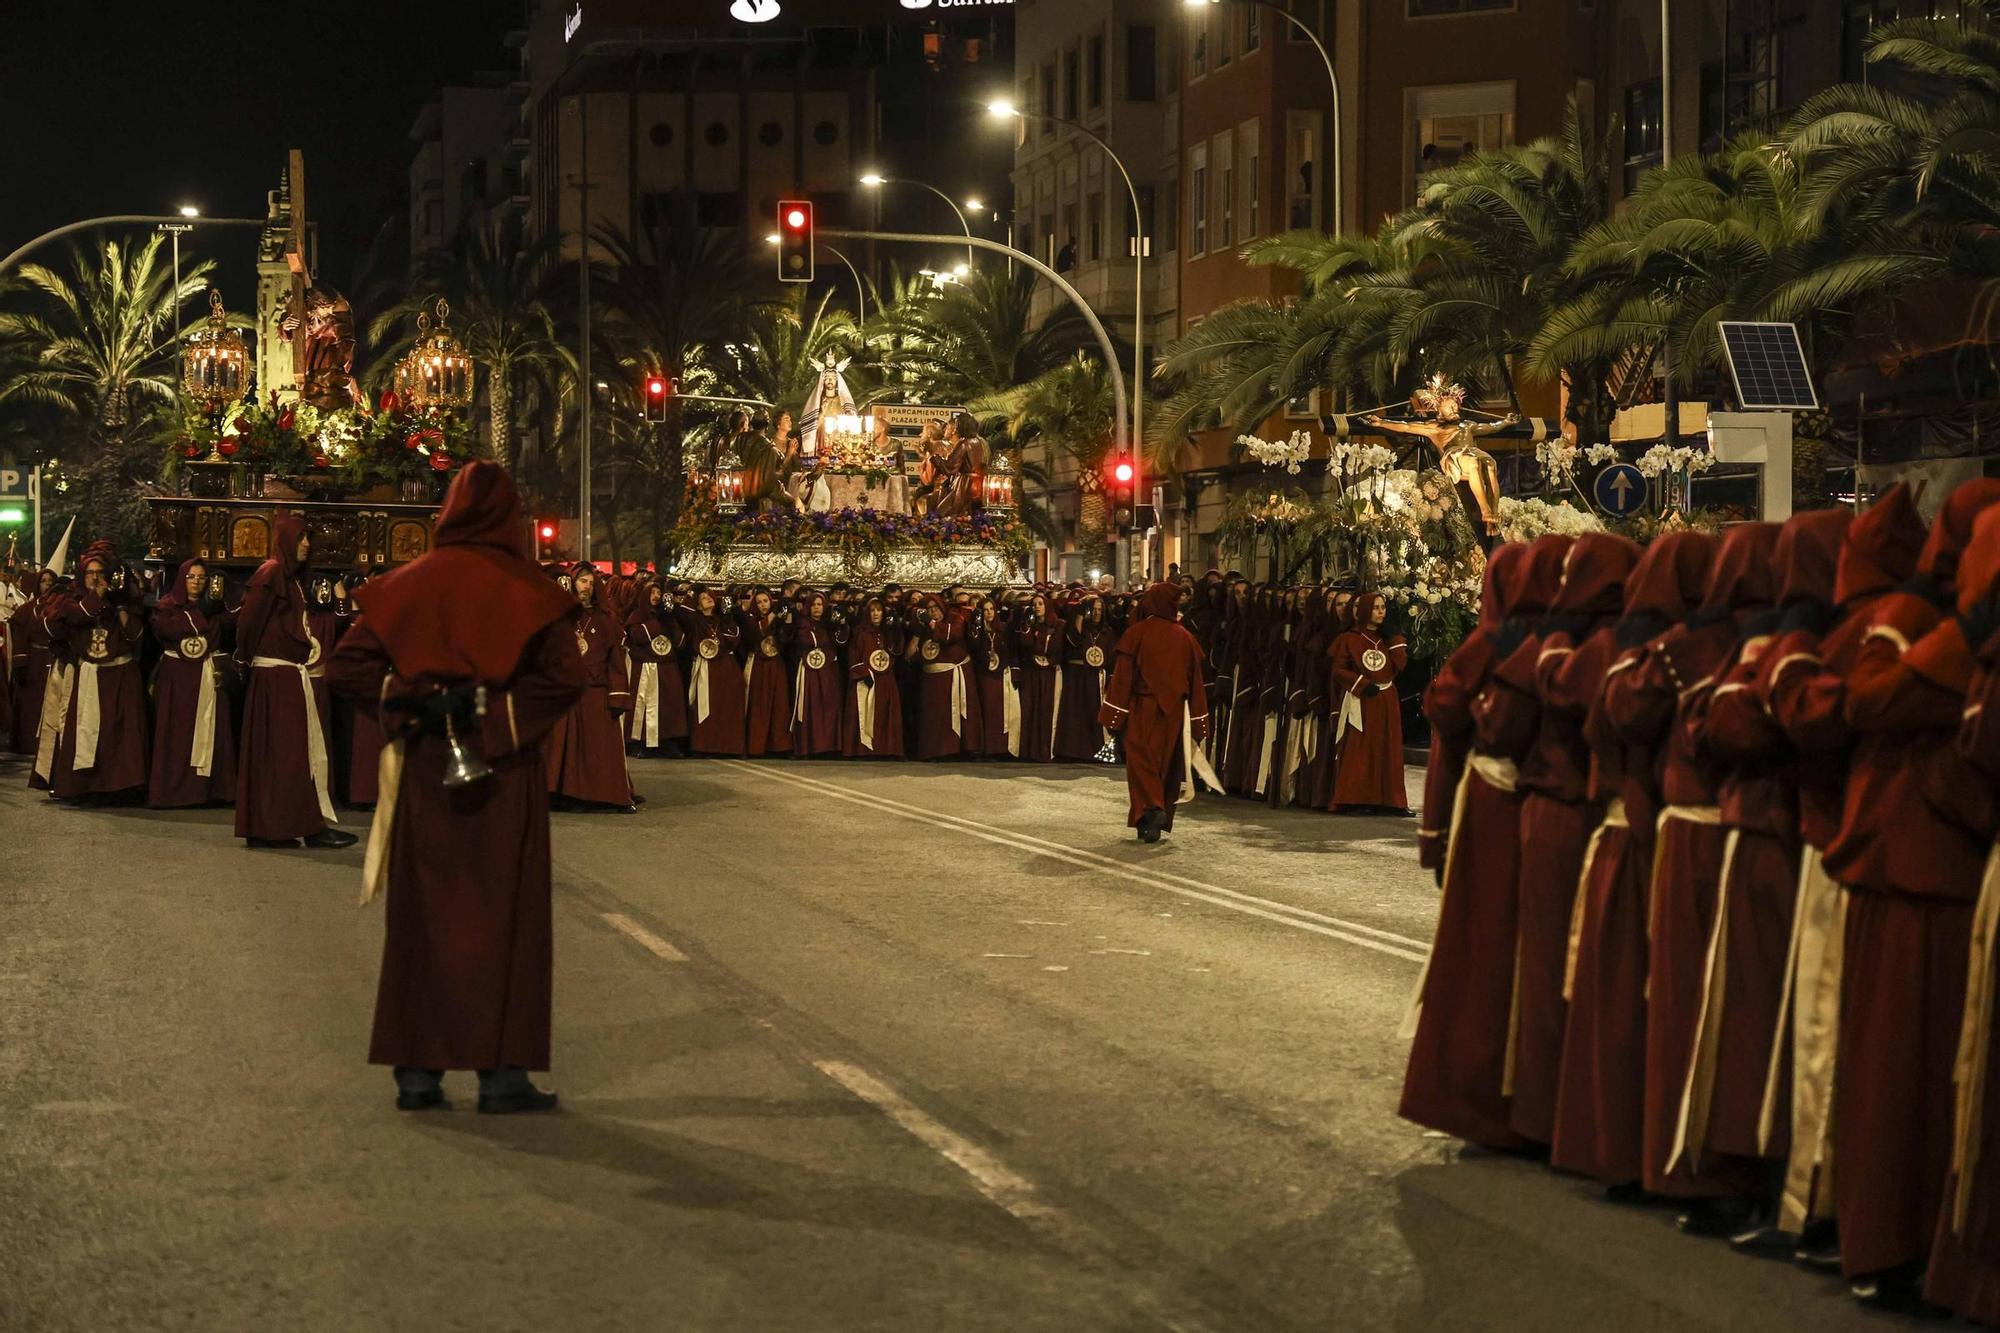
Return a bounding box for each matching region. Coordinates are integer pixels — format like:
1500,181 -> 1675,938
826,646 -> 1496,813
1676,1197 -> 1757,1237
477,1085 -> 559,1115
1727,1222 -> 1796,1255
304,828 -> 358,849
395,1089 -> 449,1112
613,803 -> 639,815
245,836 -> 300,849
1850,1265 -> 1948,1316
1136,807 -> 1165,844
1603,1181 -> 1652,1205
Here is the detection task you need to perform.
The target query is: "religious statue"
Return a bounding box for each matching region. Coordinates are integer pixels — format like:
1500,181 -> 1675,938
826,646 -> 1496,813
278,284 -> 364,412
796,352 -> 857,468
1355,375 -> 1516,549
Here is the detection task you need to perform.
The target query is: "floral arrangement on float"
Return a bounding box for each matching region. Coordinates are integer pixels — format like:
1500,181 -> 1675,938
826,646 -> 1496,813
1497,495 -> 1606,542
172,391 -> 480,500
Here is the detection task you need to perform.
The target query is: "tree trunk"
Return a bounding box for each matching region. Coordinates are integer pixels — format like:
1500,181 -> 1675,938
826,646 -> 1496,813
488,369 -> 514,472
1077,476 -> 1107,550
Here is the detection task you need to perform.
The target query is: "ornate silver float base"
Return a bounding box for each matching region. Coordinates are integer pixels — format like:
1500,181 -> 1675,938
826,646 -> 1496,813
671,541 -> 1027,590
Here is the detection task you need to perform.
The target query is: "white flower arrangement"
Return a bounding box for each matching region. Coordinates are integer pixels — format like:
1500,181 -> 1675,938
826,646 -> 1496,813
1330,439 -> 1398,475
1497,496 -> 1606,543
1634,443 -> 1715,478
1239,430 -> 1313,475
1535,438 -> 1581,488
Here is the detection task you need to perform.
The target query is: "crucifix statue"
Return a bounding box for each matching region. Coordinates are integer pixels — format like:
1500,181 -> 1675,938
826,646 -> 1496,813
1345,375 -> 1518,550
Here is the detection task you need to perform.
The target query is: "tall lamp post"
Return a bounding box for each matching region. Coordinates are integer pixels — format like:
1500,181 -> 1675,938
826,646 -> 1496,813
156,205 -> 201,363
859,173 -> 977,268
988,99 -> 1149,581
1185,0 -> 1342,236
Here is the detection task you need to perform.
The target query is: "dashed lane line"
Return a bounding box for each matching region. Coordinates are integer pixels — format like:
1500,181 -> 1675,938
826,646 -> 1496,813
602,911 -> 690,962
715,761 -> 1430,966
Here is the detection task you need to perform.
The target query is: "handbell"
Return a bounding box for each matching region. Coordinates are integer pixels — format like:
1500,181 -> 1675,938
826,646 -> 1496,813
440,685 -> 494,788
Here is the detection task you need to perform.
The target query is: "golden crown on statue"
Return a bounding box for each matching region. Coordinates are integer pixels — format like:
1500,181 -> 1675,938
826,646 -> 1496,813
1411,373 -> 1466,418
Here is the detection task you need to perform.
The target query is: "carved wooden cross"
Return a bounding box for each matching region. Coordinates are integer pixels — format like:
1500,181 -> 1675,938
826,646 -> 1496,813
286,149 -> 308,390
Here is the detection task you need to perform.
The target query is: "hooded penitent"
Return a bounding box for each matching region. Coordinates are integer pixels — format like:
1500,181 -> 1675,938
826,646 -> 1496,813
1834,483 -> 1927,607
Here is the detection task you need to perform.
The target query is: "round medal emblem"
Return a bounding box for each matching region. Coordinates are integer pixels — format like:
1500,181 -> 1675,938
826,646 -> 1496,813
1362,648 -> 1389,673
987,652 -> 1000,673
760,636 -> 779,658
1084,645 -> 1106,668
921,639 -> 941,662
806,648 -> 828,671
698,637 -> 720,660
179,635 -> 206,659
868,649 -> 891,673
1033,654 -> 1051,668
649,633 -> 673,656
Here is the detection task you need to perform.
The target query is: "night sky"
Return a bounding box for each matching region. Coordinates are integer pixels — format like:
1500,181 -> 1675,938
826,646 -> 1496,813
0,1 -> 520,295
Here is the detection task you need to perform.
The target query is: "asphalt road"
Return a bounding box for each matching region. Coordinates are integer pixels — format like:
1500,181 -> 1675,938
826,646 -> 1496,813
0,752 -> 1905,1332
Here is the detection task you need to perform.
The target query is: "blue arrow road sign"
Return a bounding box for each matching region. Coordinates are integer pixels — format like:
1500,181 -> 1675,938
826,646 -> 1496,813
1594,463 -> 1646,517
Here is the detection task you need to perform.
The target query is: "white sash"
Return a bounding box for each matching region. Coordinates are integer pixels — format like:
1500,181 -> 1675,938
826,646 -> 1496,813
166,647 -> 222,776
250,656 -> 337,825
360,737 -> 406,906
71,654 -> 134,772
1334,688 -> 1365,745
33,661 -> 74,781
1004,677 -> 1022,757
794,658 -> 809,728
855,679 -> 876,752
1050,667 -> 1063,754
688,654 -> 712,725
1254,712 -> 1279,796
924,659 -> 969,736
632,661 -> 661,746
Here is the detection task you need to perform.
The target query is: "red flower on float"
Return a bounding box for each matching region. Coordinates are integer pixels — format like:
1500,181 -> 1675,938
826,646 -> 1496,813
217,439 -> 239,457
312,453 -> 331,470
403,432 -> 422,450
379,389 -> 400,415
277,408 -> 295,432
429,452 -> 451,472
182,444 -> 201,459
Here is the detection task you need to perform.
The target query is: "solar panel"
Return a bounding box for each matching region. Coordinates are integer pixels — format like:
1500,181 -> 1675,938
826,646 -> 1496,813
1718,321 -> 1819,411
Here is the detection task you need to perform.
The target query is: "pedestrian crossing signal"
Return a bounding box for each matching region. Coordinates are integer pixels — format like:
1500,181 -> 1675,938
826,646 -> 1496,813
777,200 -> 814,284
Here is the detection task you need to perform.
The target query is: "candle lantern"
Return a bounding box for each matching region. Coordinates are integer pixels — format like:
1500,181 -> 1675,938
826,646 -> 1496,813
982,451 -> 1017,511
396,298 -> 474,413
714,443 -> 747,513
181,289 -> 249,410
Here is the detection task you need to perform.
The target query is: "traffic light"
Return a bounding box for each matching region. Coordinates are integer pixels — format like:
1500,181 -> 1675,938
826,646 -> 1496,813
535,518 -> 560,561
641,373 -> 673,423
1104,454 -> 1137,536
776,200 -> 814,283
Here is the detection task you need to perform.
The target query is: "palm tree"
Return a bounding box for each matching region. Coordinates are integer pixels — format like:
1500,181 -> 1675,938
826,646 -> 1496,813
0,234 -> 209,431
868,266 -> 1098,407
367,225 -> 571,472
975,351 -> 1116,548
710,290 -> 866,416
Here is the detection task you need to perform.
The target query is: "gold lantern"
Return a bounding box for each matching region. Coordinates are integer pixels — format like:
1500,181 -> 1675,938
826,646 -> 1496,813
982,451 -> 1017,512
396,298 -> 474,412
713,442 -> 747,512
181,289 -> 249,409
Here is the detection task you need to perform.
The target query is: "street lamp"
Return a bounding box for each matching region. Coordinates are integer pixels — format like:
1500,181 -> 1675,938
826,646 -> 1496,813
158,209 -> 202,380
988,98 -> 1150,579
859,172 -> 976,267
1183,0 -> 1341,235
178,205 -> 199,218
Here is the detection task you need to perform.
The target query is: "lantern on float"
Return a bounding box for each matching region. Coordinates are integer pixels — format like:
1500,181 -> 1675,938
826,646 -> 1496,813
713,442 -> 748,513
181,289 -> 249,410
395,298 -> 474,413
982,450 -> 1017,512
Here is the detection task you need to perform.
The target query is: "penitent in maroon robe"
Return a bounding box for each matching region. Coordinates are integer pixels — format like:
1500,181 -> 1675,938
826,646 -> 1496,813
1400,537 -> 1568,1151
682,600 -> 746,756
544,574 -> 634,808
967,608 -> 1013,757
790,603 -> 845,757
842,608 -> 905,759
48,547 -> 149,800
916,602 -> 984,760
1099,583 -> 1207,831
742,608 -> 794,756
625,599 -> 689,754
148,559 -> 237,807
1501,533 -> 1638,1146
1055,603 -> 1115,761
328,462 -> 584,1074
1014,608 -> 1061,763
235,512 -> 339,842
1326,594 -> 1409,812
1542,534 -> 1699,1184
1823,479 -> 2000,1280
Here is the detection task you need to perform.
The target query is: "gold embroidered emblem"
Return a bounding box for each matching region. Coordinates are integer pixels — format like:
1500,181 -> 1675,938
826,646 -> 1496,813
1084,646 -> 1105,668
179,635 -> 207,659
921,639 -> 941,662
698,637 -> 720,660
868,649 -> 891,673
575,623 -> 591,656
649,634 -> 673,656
89,627 -> 110,660
1362,648 -> 1389,673
760,636 -> 779,658
1033,654 -> 1051,668
987,652 -> 1000,672
805,648 -> 828,671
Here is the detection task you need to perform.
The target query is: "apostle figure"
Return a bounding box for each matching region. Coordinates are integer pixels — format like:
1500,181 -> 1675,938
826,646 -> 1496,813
46,541 -> 149,802
1325,592 -> 1410,813
235,513 -> 354,849
681,587 -> 746,756
842,596 -> 904,759
327,461 -> 584,1114
790,591 -> 844,757
543,563 -> 635,812
148,557 -> 236,808
1099,582 -> 1208,842
626,582 -> 689,757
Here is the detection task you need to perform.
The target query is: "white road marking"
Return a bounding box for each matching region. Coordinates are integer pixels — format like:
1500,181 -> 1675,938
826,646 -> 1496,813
982,953 -> 1032,959
718,762 -> 1431,965
1016,919 -> 1069,926
1043,966 -> 1070,972
811,1059 -> 1058,1221
1090,948 -> 1152,957
602,912 -> 689,962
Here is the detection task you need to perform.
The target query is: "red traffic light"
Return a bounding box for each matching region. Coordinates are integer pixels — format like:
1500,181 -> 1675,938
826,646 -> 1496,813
646,376 -> 668,398
538,522 -> 557,540
777,199 -> 815,283
784,207 -> 808,230
1111,459 -> 1135,485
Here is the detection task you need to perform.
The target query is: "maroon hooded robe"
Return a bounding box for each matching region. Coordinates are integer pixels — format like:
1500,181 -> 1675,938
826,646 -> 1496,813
1327,593 -> 1410,812
328,462 -> 584,1074
682,598 -> 747,756
742,606 -> 795,756
1055,599 -> 1115,761
47,542 -> 149,799
544,568 -> 635,808
148,557 -> 237,807
842,602 -> 905,759
1099,583 -> 1208,830
1014,606 -> 1062,763
790,602 -> 846,757
235,511 -> 339,841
